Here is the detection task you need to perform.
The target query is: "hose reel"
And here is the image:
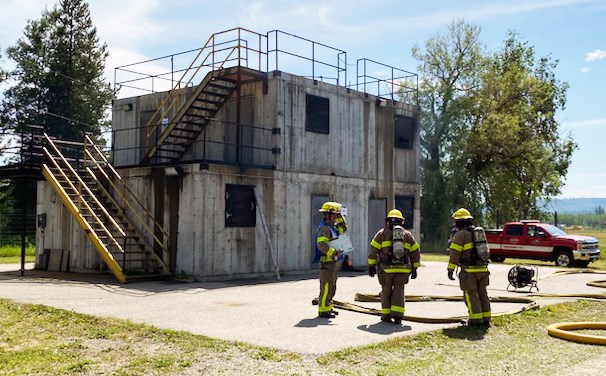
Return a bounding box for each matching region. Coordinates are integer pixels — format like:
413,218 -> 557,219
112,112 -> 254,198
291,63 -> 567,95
507,265 -> 539,292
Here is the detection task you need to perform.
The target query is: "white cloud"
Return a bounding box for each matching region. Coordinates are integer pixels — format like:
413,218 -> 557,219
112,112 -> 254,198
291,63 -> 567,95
0,1 -> 166,92
88,1 -> 164,69
580,67 -> 590,73
584,49 -> 606,62
0,0 -> 55,45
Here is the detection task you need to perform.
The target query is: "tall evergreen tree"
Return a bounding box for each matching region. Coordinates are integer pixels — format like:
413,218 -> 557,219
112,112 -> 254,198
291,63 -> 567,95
1,0 -> 112,140
0,0 -> 112,247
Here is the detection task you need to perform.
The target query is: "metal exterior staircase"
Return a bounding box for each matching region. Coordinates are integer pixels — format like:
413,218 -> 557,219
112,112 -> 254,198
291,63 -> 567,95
140,28 -> 267,165
142,66 -> 266,165
41,134 -> 172,283
141,69 -> 236,164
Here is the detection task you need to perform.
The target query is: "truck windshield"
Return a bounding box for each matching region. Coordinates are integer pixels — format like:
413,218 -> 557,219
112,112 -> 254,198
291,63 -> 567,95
542,224 -> 567,236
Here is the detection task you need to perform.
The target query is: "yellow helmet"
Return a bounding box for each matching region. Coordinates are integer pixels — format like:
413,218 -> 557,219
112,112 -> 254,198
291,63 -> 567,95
452,208 -> 473,220
386,209 -> 404,222
319,202 -> 342,214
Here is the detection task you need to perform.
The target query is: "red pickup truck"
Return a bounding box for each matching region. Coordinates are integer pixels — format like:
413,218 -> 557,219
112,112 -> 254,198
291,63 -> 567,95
486,220 -> 601,267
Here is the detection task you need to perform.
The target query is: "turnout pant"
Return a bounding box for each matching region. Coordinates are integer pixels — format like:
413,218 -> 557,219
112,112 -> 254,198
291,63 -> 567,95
459,270 -> 491,324
380,270 -> 409,319
318,261 -> 338,316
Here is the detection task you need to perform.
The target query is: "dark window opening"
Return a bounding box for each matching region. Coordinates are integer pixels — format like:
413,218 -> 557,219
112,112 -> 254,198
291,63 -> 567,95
225,184 -> 256,227
306,94 -> 329,134
394,115 -> 416,149
395,196 -> 414,229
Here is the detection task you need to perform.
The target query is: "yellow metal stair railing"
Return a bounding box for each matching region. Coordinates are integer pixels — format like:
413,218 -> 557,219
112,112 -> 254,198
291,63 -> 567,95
41,135 -> 128,283
42,134 -> 173,282
41,165 -> 126,283
141,27 -> 267,164
83,135 -> 171,275
43,137 -> 126,249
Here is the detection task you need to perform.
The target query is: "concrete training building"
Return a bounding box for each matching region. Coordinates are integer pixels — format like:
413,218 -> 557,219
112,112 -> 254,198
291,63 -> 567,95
35,28 -> 421,282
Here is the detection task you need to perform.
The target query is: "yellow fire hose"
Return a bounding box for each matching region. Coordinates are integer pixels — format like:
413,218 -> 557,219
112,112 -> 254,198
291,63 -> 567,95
586,280 -> 606,288
537,268 -> 606,345
337,294 -> 540,324
312,268 -> 606,340
546,322 -> 606,345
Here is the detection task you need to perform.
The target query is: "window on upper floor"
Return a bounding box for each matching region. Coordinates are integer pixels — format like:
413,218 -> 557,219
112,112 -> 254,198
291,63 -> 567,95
394,115 -> 416,149
306,94 -> 330,134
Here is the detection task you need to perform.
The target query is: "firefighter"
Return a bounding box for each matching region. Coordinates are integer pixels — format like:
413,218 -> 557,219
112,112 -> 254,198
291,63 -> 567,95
368,209 -> 420,324
315,201 -> 343,318
447,208 -> 491,325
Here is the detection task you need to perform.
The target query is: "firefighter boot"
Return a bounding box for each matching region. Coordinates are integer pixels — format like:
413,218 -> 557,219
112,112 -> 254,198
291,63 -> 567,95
318,312 -> 336,318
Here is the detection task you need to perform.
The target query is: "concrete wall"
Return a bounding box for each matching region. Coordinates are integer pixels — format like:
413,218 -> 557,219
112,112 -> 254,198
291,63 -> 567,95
36,181 -> 102,273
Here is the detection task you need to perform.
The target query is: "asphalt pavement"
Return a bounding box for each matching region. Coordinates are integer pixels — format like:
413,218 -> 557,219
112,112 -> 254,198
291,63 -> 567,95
0,261 -> 604,354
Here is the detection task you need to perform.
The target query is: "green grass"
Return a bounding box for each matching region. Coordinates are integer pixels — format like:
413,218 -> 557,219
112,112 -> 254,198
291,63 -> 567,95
0,245 -> 35,264
0,297 -> 604,375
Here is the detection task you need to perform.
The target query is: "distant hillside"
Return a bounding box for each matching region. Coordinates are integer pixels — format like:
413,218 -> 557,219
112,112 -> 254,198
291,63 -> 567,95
539,198 -> 606,214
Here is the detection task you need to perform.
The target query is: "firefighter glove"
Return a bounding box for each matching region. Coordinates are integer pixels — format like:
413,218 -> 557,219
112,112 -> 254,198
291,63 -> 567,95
368,266 -> 376,278
410,268 -> 417,279
447,269 -> 455,280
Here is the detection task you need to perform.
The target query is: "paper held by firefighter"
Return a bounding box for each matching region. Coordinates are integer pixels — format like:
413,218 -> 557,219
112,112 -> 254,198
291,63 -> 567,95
328,232 -> 354,255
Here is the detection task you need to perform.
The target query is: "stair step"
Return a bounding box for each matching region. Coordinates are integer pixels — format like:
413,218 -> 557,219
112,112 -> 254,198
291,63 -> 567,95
200,90 -> 230,98
193,98 -> 223,106
166,134 -> 197,141
207,82 -> 235,90
172,126 -> 201,133
179,121 -> 207,129
187,105 -> 213,114
156,146 -> 186,153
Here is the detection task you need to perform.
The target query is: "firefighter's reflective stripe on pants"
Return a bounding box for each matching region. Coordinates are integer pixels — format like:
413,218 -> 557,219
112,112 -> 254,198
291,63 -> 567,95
318,261 -> 337,314
460,270 -> 491,324
463,265 -> 488,273
383,267 -> 412,273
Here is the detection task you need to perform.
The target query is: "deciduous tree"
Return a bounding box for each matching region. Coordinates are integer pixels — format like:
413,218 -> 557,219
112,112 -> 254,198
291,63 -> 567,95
465,32 -> 575,226
411,19 -> 484,244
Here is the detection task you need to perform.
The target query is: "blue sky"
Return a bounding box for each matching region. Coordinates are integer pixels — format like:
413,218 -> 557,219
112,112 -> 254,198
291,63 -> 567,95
0,0 -> 604,198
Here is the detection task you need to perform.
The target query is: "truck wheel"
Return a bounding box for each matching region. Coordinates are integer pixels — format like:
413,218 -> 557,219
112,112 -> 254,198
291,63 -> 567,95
490,256 -> 505,263
554,251 -> 573,267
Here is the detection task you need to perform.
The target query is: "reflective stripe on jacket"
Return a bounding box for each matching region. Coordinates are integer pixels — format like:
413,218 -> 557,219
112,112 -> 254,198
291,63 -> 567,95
448,228 -> 488,272
368,226 -> 420,272
316,221 -> 339,263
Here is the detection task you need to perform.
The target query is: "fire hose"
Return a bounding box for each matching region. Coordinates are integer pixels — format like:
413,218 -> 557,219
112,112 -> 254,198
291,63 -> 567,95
313,294 -> 540,324
538,269 -> 606,345
312,268 -> 606,343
